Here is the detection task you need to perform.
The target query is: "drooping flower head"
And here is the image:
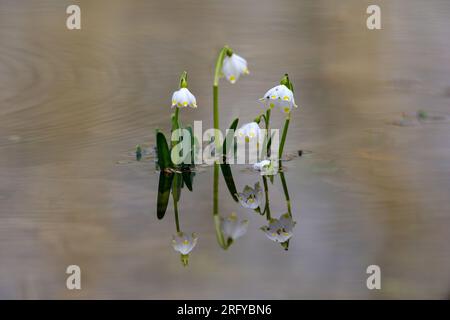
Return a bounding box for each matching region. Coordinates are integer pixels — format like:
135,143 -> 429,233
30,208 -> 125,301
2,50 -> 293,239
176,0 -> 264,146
260,213 -> 296,244
171,88 -> 197,109
221,212 -> 249,244
172,232 -> 198,266
237,182 -> 262,209
260,84 -> 297,115
222,51 -> 249,84
171,71 -> 197,109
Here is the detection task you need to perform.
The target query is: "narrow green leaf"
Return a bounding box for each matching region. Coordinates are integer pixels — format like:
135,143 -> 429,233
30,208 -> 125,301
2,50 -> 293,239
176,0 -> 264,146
222,118 -> 239,161
156,132 -> 172,170
220,163 -> 238,202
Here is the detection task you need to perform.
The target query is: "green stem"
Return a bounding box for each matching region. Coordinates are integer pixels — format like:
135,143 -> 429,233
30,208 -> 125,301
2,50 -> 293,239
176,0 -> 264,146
278,114 -> 290,160
264,108 -> 271,157
213,46 -> 229,149
262,176 -> 271,220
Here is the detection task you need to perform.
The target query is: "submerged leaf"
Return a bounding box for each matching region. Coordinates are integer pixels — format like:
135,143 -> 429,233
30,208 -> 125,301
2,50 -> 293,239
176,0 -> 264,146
220,163 -> 238,202
157,171 -> 174,219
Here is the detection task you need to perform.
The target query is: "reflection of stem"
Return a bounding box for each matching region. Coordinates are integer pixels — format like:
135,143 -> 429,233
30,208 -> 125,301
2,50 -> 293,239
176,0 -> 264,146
172,174 -> 181,233
213,162 -> 227,249
279,170 -> 292,216
262,176 -> 271,220
173,192 -> 180,233
278,114 -> 290,160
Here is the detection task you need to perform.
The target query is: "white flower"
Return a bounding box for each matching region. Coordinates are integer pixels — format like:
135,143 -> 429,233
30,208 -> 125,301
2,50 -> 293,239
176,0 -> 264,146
253,160 -> 271,171
253,159 -> 278,176
221,212 -> 249,242
237,182 -> 262,209
260,84 -> 297,114
171,88 -> 197,108
172,232 -> 198,255
222,53 -> 249,84
237,122 -> 261,143
260,213 -> 296,243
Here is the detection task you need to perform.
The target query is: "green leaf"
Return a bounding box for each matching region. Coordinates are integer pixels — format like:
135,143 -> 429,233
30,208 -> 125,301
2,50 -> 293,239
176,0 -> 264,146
157,171 -> 174,219
222,118 -> 239,162
185,125 -> 195,167
156,132 -> 172,170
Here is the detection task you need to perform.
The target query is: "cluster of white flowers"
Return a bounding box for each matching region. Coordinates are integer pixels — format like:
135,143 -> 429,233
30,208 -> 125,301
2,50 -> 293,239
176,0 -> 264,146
166,49 -> 299,258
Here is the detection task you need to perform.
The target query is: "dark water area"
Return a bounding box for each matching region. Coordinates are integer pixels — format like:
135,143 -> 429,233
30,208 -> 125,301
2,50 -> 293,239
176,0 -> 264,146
0,0 -> 450,298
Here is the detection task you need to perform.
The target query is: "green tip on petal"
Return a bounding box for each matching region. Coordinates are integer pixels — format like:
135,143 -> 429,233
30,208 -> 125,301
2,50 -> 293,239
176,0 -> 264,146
281,240 -> 290,251
181,254 -> 189,267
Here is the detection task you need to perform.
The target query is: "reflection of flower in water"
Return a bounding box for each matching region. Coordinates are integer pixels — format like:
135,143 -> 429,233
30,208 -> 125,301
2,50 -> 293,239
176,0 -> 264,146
261,214 -> 296,244
172,232 -> 198,266
237,182 -> 262,209
221,212 -> 249,244
254,160 -> 278,176
260,84 -> 298,114
222,53 -> 249,84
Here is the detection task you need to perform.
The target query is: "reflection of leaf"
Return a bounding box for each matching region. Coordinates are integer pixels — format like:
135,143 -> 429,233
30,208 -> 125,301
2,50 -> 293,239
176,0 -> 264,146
157,171 -> 174,220
156,132 -> 172,170
222,118 -> 239,160
182,169 -> 195,191
220,164 -> 238,202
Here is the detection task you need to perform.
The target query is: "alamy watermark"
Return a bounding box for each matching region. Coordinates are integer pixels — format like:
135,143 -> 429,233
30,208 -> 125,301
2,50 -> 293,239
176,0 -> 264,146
168,121 -> 280,166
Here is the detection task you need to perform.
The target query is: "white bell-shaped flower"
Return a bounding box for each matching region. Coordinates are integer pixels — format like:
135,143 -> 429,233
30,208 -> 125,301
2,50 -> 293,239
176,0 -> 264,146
237,182 -> 262,209
171,88 -> 197,109
260,84 -> 297,114
237,122 -> 261,143
221,212 -> 249,242
222,53 -> 249,84
260,213 -> 296,243
253,159 -> 278,176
